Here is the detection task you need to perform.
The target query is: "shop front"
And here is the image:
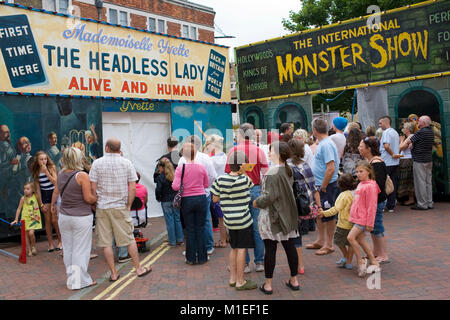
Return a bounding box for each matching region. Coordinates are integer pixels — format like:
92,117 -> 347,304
0,2 -> 231,236
235,0 -> 450,194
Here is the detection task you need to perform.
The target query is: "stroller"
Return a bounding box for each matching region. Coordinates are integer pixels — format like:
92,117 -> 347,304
130,197 -> 151,253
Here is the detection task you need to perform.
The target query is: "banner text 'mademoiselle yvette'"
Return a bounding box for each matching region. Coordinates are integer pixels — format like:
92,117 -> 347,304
62,23 -> 190,57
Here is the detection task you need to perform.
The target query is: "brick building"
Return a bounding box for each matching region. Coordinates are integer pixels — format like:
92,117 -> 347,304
8,0 -> 215,43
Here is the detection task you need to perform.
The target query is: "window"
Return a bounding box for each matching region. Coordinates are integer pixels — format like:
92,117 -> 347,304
148,18 -> 156,32
108,8 -> 128,26
182,25 -> 189,38
42,0 -> 71,13
108,9 -> 118,24
119,11 -> 128,26
181,25 -> 197,40
190,26 -> 197,40
158,19 -> 166,33
59,0 -> 68,14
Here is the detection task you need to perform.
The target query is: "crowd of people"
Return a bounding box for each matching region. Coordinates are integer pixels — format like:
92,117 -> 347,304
8,113 -> 436,293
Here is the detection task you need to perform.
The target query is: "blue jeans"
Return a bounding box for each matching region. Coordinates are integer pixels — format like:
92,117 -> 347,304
371,200 -> 386,237
182,195 -> 208,263
204,194 -> 214,251
161,202 -> 184,246
246,185 -> 264,265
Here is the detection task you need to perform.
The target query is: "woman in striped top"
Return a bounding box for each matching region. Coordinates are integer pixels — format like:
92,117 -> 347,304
32,151 -> 61,252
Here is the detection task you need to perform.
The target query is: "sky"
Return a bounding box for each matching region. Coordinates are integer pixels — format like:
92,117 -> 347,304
192,0 -> 302,60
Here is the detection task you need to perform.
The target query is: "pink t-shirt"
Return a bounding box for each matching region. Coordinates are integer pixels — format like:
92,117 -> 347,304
172,163 -> 209,197
350,180 -> 380,227
135,183 -> 148,210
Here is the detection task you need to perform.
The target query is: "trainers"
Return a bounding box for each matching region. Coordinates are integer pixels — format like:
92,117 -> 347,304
118,255 -> 132,263
182,251 -> 186,256
343,264 -> 353,270
207,248 -> 214,255
336,258 -> 347,267
388,209 -> 394,213
244,264 -> 251,273
255,263 -> 264,272
358,259 -> 368,277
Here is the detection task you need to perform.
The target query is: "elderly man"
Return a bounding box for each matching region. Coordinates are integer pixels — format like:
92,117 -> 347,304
306,118 -> 339,255
89,138 -> 151,281
178,135 -> 217,256
402,116 -> 435,210
226,123 -> 269,272
379,116 -> 400,213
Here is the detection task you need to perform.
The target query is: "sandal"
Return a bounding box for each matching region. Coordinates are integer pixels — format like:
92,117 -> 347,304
236,279 -> 257,291
315,247 -> 335,255
137,266 -> 152,277
259,284 -> 273,295
109,274 -> 120,282
285,280 -> 300,291
305,243 -> 322,250
229,282 -> 236,287
213,240 -> 227,248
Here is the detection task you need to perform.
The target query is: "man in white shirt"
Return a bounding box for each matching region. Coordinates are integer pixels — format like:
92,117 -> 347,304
379,116 -> 400,213
90,138 -> 152,281
178,135 -> 217,255
329,117 -> 348,160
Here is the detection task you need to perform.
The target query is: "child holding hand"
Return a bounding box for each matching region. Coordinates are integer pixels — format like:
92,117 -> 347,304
347,161 -> 381,277
10,182 -> 42,256
317,173 -> 357,270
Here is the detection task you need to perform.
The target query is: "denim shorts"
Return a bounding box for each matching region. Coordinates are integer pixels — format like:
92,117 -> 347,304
354,224 -> 368,232
319,181 -> 339,223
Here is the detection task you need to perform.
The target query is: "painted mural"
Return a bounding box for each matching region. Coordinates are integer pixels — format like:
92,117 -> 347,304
0,95 -> 102,221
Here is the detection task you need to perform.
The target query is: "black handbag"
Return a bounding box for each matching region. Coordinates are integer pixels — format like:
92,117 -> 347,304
173,164 -> 185,209
291,166 -> 311,217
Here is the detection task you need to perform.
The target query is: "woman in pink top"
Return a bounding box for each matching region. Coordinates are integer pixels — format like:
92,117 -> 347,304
347,160 -> 381,277
172,138 -> 209,265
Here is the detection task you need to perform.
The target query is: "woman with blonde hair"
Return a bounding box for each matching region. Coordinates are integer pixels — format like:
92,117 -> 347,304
31,150 -> 61,252
156,157 -> 184,247
397,121 -> 416,205
51,147 -> 97,289
293,129 -> 314,167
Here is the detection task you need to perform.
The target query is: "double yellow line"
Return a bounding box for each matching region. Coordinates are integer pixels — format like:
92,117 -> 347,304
93,242 -> 170,300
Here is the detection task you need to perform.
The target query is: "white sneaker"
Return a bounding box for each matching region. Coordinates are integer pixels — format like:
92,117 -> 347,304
388,209 -> 394,213
244,264 -> 251,273
207,248 -> 214,255
255,263 -> 264,272
358,258 -> 368,277
366,264 -> 381,274
182,251 -> 186,256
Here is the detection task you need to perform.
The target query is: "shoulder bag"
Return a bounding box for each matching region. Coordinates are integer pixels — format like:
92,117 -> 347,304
173,164 -> 185,209
369,157 -> 394,195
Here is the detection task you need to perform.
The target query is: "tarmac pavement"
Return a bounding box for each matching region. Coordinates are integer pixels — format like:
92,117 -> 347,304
0,202 -> 449,300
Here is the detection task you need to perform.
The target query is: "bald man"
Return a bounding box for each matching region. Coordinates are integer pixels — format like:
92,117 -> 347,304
89,138 -> 152,280
403,116 -> 435,210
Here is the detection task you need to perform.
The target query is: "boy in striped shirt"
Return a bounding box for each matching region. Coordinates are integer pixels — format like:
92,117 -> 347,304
211,150 -> 257,291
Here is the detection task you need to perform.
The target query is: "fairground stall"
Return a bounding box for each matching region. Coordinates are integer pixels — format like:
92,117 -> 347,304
235,0 -> 450,196
0,1 -> 232,238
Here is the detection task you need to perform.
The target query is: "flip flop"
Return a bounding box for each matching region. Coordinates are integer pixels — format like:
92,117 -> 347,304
213,241 -> 227,248
377,258 -> 391,265
47,248 -> 55,253
315,248 -> 335,255
236,279 -> 257,291
305,243 -> 322,250
137,266 -> 152,277
259,284 -> 273,295
285,280 -> 300,291
109,274 -> 120,282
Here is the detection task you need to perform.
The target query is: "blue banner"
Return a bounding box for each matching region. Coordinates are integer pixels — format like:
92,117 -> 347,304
204,49 -> 226,99
0,14 -> 46,88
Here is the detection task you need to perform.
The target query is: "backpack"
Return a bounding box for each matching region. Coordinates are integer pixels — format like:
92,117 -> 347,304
291,165 -> 311,217
130,196 -> 147,228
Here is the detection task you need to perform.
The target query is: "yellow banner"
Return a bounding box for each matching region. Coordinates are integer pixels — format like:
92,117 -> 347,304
0,4 -> 231,102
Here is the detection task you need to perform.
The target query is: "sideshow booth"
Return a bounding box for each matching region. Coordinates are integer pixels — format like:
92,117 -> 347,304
0,2 -> 232,238
236,0 -> 450,197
